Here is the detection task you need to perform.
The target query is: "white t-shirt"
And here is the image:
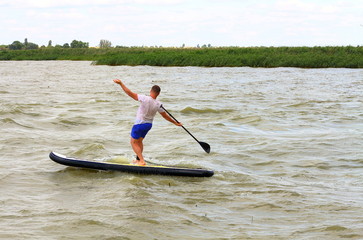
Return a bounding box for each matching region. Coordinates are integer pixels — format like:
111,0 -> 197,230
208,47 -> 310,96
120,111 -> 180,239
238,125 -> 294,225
135,94 -> 164,124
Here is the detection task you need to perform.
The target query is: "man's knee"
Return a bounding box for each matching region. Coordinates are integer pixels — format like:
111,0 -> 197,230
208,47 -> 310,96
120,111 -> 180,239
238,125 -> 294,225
131,137 -> 143,145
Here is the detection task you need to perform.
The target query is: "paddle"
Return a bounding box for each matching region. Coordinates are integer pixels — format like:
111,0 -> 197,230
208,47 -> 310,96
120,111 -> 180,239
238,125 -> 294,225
161,105 -> 211,153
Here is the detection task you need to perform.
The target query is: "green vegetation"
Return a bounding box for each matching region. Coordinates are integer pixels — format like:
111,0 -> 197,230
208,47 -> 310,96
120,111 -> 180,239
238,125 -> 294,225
1,45 -> 362,68
0,48 -> 102,61
95,46 -> 363,68
1,38 -> 90,51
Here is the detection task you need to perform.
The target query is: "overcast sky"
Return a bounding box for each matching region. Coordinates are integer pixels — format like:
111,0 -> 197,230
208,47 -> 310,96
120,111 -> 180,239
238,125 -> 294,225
1,0 -> 362,47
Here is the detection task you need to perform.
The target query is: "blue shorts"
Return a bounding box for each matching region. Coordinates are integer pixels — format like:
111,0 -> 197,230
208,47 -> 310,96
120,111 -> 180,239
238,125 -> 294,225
131,123 -> 152,139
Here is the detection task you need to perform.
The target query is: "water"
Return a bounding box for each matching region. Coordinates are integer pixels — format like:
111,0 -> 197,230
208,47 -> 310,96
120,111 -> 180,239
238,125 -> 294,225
1,61 -> 362,239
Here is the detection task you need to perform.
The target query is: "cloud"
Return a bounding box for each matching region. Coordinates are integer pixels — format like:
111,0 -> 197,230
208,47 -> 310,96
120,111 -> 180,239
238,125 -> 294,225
0,0 -> 187,8
1,0 -> 362,46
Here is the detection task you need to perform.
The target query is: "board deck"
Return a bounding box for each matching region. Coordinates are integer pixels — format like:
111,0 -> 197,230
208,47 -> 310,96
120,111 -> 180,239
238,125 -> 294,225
49,152 -> 214,177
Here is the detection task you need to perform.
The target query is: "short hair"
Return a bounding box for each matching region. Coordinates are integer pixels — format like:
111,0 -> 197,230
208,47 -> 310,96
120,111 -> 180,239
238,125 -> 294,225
151,85 -> 161,94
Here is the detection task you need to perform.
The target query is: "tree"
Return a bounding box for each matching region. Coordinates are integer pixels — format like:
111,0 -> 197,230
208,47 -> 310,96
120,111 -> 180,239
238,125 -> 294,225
63,43 -> 70,48
48,40 -> 52,47
70,40 -> 89,48
22,38 -> 39,50
25,42 -> 39,50
8,41 -> 24,50
99,39 -> 112,48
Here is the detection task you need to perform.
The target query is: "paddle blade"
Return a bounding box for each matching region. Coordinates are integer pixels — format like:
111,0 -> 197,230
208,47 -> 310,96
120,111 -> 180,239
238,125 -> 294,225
199,142 -> 211,153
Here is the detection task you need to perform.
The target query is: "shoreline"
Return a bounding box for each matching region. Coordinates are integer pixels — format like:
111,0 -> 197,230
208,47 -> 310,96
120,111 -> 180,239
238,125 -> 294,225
0,46 -> 362,68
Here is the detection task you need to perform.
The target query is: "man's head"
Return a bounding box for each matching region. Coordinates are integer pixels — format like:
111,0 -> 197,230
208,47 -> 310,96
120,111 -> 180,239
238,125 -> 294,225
150,85 -> 161,99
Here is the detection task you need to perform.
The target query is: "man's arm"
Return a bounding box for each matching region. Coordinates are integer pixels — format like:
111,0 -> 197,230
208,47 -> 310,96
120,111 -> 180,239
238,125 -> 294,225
113,79 -> 138,101
160,111 -> 183,126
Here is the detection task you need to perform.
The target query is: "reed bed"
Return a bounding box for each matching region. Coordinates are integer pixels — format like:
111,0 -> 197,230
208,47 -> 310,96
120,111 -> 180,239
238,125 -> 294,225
1,46 -> 361,68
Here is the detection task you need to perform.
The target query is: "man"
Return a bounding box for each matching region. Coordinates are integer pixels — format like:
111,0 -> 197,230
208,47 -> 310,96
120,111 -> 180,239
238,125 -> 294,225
114,79 -> 182,165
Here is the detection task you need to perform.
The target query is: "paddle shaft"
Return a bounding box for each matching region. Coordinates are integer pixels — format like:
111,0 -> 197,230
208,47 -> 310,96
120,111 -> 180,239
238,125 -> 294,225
162,106 -> 202,144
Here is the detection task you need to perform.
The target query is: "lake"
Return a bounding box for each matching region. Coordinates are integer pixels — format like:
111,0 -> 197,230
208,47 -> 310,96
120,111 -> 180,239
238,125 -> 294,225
1,61 -> 362,239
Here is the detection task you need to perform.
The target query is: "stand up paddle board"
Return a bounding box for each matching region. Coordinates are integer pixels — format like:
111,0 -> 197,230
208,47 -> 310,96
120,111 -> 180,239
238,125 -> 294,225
49,152 -> 214,177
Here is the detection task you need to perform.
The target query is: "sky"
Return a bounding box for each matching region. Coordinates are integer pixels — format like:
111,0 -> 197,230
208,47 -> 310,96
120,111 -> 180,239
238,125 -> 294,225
0,0 -> 362,47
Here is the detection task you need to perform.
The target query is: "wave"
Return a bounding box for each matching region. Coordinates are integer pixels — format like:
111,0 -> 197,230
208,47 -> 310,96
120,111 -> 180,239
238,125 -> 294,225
1,117 -> 34,129
71,143 -> 108,158
252,203 -> 283,210
232,115 -> 262,124
252,160 -> 284,167
59,119 -> 83,126
87,99 -> 111,103
58,116 -> 96,126
323,225 -> 348,231
181,106 -> 234,114
0,104 -> 42,117
285,100 -> 338,109
286,102 -> 315,108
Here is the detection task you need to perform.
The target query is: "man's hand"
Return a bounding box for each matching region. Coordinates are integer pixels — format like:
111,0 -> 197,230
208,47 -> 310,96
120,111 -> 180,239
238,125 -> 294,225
113,79 -> 138,101
175,122 -> 183,127
113,79 -> 122,85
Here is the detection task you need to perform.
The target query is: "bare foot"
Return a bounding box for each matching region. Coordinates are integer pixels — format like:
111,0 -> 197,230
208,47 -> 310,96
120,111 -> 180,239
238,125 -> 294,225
132,159 -> 146,166
139,162 -> 146,166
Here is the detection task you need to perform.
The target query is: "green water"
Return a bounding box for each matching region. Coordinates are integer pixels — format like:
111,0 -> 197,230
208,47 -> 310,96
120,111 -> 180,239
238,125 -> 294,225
1,61 -> 362,239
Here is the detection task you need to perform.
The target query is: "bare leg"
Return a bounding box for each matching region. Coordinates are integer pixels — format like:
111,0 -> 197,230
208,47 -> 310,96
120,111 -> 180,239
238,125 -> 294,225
130,137 -> 146,165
